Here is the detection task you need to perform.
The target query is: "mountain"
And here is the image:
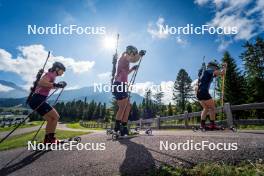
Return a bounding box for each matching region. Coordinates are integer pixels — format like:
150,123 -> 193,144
0,80 -> 28,98
0,81 -> 144,107
49,86 -> 143,106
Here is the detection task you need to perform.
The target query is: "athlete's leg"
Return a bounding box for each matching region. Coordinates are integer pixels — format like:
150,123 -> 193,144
199,100 -> 209,128
200,101 -> 209,120
122,101 -> 131,123
203,99 -> 216,121
116,98 -> 129,120
203,99 -> 217,129
43,108 -> 59,134
114,98 -> 128,132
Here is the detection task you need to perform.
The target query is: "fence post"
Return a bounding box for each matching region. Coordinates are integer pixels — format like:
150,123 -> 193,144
184,111 -> 189,128
224,103 -> 233,127
156,116 -> 160,129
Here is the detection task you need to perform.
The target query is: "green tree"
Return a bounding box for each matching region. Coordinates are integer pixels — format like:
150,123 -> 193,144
241,37 -> 264,103
221,51 -> 247,105
173,69 -> 193,113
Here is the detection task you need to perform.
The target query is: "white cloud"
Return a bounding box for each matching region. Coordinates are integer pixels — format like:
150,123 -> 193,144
147,17 -> 169,39
65,85 -> 81,90
195,0 -> 264,51
0,44 -> 95,88
0,84 -> 14,92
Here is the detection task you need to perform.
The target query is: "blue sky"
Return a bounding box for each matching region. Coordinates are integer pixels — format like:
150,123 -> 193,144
0,0 -> 263,100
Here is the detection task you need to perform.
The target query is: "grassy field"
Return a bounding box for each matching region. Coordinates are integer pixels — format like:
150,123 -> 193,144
238,125 -> 264,130
66,122 -> 104,130
151,161 -> 264,176
0,129 -> 91,151
0,121 -> 44,132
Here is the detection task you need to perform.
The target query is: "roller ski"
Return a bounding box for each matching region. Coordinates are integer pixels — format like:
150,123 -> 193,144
112,122 -> 130,140
40,135 -> 81,146
192,124 -> 236,132
133,126 -> 152,135
59,136 -> 81,144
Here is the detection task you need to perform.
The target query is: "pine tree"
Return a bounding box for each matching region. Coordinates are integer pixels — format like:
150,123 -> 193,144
167,103 -> 173,116
173,69 -> 193,113
153,86 -> 164,116
221,51 -> 247,105
130,101 -> 140,121
241,37 -> 264,103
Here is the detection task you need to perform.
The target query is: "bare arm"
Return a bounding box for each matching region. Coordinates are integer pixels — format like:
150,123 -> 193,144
127,53 -> 141,63
38,76 -> 54,88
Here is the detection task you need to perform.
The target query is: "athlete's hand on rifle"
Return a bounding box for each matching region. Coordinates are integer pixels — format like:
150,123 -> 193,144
139,50 -> 146,56
131,65 -> 139,71
53,81 -> 67,88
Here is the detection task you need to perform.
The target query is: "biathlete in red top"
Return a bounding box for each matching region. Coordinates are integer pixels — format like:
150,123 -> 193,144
28,62 -> 67,144
112,45 -> 146,136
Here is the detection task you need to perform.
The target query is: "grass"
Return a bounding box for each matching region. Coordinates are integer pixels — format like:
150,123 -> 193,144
150,161 -> 264,176
238,125 -> 264,130
0,121 -> 44,132
66,122 -> 104,130
0,129 -> 90,151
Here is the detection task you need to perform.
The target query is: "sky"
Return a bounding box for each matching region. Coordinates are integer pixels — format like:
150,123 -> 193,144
0,0 -> 264,103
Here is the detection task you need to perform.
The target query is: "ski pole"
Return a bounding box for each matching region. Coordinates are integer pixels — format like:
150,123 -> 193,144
31,87 -> 65,142
121,56 -> 143,122
0,88 -> 58,144
221,63 -> 227,107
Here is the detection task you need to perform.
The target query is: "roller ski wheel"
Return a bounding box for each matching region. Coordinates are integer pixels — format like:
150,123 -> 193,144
145,128 -> 152,135
112,131 -> 120,140
106,129 -> 113,135
192,126 -> 206,132
60,136 -> 81,144
230,126 -> 237,132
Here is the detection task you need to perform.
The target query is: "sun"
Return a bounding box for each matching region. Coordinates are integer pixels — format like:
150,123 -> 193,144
103,36 -> 116,50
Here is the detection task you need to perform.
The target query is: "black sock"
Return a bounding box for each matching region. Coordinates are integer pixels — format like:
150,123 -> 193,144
201,120 -> 206,125
122,122 -> 127,127
210,120 -> 215,125
115,120 -> 121,124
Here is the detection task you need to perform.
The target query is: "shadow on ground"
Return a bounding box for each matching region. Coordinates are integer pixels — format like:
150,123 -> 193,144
0,150 -> 50,176
118,138 -> 155,176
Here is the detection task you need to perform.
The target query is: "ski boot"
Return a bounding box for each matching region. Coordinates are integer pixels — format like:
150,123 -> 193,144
121,122 -> 129,136
208,121 -> 224,131
43,133 -> 60,144
114,120 -> 121,133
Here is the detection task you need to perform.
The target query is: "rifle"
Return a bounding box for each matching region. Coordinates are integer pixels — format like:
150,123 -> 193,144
26,51 -> 50,104
111,34 -> 120,86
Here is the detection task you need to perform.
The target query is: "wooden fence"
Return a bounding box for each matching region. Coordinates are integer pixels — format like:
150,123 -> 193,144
80,102 -> 264,129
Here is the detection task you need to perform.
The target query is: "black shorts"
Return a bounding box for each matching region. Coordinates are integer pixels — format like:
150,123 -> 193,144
196,89 -> 212,101
112,82 -> 129,100
28,94 -> 53,116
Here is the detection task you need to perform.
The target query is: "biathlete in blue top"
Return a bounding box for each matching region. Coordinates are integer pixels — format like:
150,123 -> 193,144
196,61 -> 227,130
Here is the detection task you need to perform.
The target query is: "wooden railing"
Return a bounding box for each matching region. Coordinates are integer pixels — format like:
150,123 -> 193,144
79,102 -> 264,130
130,102 -> 264,129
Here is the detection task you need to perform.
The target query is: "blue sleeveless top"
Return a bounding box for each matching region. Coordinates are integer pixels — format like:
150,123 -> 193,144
198,68 -> 214,92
